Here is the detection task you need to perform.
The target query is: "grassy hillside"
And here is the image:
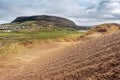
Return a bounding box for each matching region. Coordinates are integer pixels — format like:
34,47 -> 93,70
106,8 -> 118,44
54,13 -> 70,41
12,15 -> 76,28
85,23 -> 120,35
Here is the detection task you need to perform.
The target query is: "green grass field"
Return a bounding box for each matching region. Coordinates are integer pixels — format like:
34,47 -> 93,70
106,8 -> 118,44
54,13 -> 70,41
0,27 -> 83,42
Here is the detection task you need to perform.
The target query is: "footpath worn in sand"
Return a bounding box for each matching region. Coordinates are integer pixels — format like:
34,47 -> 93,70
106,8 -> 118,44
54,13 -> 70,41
0,32 -> 120,80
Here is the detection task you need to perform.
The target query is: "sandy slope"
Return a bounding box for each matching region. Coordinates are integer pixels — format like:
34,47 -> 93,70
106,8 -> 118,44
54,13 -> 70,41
0,31 -> 120,80
0,42 -> 76,80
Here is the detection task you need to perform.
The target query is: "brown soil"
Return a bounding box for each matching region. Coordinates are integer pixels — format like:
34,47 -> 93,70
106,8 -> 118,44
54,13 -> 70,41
0,31 -> 120,80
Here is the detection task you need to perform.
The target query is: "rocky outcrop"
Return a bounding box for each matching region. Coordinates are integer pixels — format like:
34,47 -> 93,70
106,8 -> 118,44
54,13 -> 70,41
12,15 -> 76,28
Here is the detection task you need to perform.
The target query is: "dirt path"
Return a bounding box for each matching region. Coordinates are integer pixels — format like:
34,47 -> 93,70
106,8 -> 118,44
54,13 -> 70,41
0,42 -> 77,80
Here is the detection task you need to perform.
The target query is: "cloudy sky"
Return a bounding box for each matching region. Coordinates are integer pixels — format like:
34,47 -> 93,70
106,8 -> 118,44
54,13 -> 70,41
0,0 -> 120,26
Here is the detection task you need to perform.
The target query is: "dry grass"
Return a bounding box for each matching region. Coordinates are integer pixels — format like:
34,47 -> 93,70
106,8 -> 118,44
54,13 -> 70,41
0,35 -> 80,58
0,43 -> 27,58
85,23 -> 120,35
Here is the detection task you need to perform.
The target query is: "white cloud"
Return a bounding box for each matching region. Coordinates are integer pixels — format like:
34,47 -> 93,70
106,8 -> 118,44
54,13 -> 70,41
0,0 -> 120,25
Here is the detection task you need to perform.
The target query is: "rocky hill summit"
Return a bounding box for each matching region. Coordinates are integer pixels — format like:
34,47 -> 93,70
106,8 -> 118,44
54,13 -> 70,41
12,15 -> 76,28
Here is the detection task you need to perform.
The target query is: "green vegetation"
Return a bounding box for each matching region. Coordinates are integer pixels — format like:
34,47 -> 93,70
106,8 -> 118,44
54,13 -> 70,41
0,27 -> 82,43
19,21 -> 37,26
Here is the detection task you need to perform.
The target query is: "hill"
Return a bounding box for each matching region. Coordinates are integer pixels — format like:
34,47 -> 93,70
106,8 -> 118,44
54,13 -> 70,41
86,23 -> 120,35
11,15 -> 76,28
76,26 -> 91,30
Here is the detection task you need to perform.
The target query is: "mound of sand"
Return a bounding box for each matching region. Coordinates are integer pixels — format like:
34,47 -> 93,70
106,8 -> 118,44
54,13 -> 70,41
1,31 -> 120,80
86,23 -> 120,35
37,31 -> 120,80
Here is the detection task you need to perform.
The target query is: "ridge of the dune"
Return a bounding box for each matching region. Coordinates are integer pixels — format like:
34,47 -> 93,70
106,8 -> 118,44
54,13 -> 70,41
38,31 -> 120,80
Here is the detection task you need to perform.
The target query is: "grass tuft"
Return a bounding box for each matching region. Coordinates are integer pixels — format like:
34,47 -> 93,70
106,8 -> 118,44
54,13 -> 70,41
0,43 -> 27,58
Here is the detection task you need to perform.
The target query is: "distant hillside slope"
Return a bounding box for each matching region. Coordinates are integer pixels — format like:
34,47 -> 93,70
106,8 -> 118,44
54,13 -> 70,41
12,15 -> 76,28
76,26 -> 91,30
86,23 -> 120,34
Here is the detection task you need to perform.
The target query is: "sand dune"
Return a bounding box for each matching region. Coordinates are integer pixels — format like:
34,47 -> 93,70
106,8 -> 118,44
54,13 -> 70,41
0,31 -> 120,80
